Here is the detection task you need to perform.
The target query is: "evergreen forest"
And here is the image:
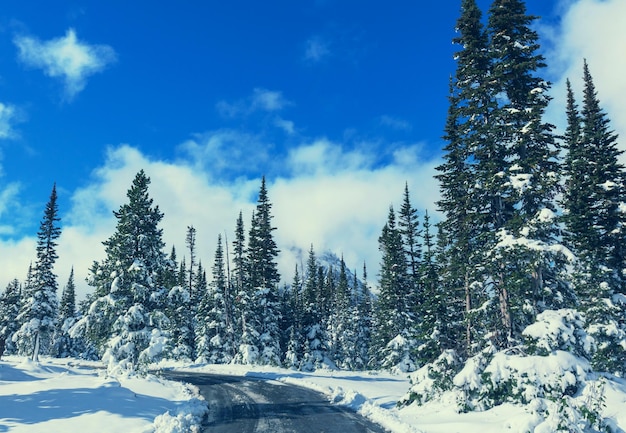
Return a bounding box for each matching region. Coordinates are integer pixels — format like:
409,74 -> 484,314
1,0 -> 625,428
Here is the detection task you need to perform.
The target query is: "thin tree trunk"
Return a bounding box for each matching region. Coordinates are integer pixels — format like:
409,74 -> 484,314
498,274 -> 512,347
465,270 -> 472,355
32,331 -> 40,362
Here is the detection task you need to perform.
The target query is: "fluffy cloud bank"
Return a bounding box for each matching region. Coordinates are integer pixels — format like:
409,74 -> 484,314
1,138 -> 439,300
544,0 -> 626,148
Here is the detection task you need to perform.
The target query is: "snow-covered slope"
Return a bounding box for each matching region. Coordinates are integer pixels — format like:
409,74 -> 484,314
0,356 -> 206,433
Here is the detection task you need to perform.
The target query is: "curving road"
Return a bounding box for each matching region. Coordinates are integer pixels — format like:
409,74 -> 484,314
163,371 -> 390,433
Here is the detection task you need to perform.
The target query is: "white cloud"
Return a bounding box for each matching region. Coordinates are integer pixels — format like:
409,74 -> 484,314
14,28 -> 116,99
274,117 -> 296,135
543,0 -> 626,153
217,88 -> 291,118
0,138 -> 440,299
251,88 -> 290,112
304,36 -> 330,63
286,138 -> 372,175
178,129 -> 275,179
0,182 -> 22,221
380,115 -> 412,132
0,236 -> 36,282
0,103 -> 17,139
273,142 -> 440,279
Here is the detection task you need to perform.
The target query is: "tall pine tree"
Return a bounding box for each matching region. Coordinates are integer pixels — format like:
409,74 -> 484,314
15,184 -> 61,361
234,177 -> 282,365
0,279 -> 21,356
77,171 -> 170,369
561,62 -> 626,375
435,0 -> 491,357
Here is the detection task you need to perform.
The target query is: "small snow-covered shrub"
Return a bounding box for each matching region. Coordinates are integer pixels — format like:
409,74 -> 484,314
399,349 -> 461,407
522,309 -> 593,358
476,350 -> 590,408
381,334 -> 417,373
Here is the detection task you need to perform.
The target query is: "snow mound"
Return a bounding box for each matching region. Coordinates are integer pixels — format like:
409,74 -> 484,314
400,309 -> 624,432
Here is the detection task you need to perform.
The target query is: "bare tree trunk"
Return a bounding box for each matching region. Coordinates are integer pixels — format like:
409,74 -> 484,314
465,271 -> 472,355
497,274 -> 512,347
532,266 -> 544,308
32,331 -> 41,362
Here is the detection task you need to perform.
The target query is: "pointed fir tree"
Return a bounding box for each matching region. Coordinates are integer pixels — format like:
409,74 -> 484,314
232,211 -> 246,296
15,184 -> 61,361
435,0 -> 491,357
235,177 -> 282,365
76,170 -> 170,369
327,256 -> 352,368
161,246 -> 179,290
249,177 -> 282,365
562,62 -> 626,375
206,234 -> 235,363
480,0 -> 568,348
165,283 -> 194,361
185,225 -> 198,302
246,177 -> 281,290
371,206 -> 416,371
230,211 -> 246,349
58,267 -> 76,325
283,265 -> 303,369
561,78 -> 590,257
232,210 -> 259,365
0,279 -> 21,356
579,61 -> 625,290
353,263 -> 372,370
53,268 -> 78,357
300,245 -> 328,370
416,210 -> 448,365
398,183 -> 422,294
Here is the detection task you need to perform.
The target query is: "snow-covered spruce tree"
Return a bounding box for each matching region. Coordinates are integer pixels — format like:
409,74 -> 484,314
212,236 -> 236,362
333,265 -> 370,371
299,245 -> 330,370
14,184 -> 61,361
562,62 -> 626,376
282,265 -> 304,369
415,210 -> 448,365
196,234 -> 235,363
234,177 -> 281,365
353,263 -> 372,370
164,284 -> 193,361
161,246 -> 180,291
0,279 -> 22,355
230,211 -> 246,352
326,256 -> 353,368
76,170 -> 170,370
435,0 -> 492,359
162,228 -> 199,362
371,206 -> 417,372
398,183 -> 422,298
478,0 -> 570,347
52,268 -> 80,358
185,225 -> 198,304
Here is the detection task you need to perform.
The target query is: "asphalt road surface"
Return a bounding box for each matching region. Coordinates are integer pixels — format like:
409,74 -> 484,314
163,371 -> 390,433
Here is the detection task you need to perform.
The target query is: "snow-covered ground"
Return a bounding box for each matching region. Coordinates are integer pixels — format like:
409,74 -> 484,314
0,356 -> 206,433
3,356 -> 626,433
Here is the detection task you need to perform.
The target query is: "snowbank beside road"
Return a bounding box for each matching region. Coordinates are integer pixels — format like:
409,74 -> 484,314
0,356 -> 206,433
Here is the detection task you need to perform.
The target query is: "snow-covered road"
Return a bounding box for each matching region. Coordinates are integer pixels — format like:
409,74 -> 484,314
164,371 -> 389,433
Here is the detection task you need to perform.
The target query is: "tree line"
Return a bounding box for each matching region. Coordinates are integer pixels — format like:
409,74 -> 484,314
1,0 -> 625,383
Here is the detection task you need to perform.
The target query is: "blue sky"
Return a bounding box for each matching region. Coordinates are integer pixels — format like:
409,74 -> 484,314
1,0 -> 625,298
